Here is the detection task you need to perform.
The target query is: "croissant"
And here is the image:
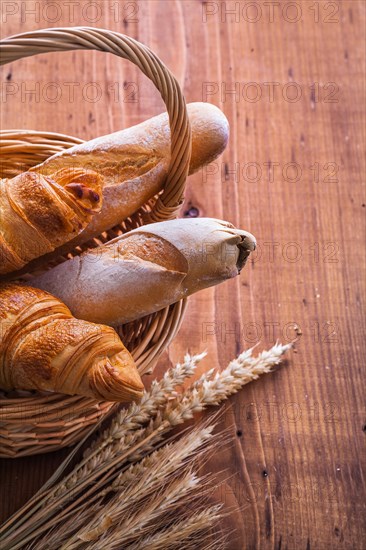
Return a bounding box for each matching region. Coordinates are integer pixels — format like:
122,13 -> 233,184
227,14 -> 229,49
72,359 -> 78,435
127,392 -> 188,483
0,167 -> 103,275
0,284 -> 144,402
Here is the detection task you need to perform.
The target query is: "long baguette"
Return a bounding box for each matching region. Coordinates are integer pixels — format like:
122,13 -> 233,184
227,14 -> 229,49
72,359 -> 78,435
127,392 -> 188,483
31,218 -> 256,326
28,102 -> 229,256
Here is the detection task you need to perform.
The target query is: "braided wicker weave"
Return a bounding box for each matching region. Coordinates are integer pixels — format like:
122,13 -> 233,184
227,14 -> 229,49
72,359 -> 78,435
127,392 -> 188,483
0,27 -> 191,457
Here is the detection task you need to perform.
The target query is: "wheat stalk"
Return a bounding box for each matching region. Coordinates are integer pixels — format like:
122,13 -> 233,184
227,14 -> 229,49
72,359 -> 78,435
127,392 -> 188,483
123,506 -> 224,550
39,424 -> 219,549
57,344 -> 291,510
0,343 -> 291,550
84,352 -> 204,459
97,471 -> 200,544
57,473 -> 201,550
110,343 -> 293,465
57,352 -> 205,495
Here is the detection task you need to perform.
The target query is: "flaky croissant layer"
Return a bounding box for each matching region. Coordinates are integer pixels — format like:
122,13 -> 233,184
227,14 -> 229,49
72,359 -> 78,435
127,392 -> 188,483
0,284 -> 144,402
0,168 -> 103,275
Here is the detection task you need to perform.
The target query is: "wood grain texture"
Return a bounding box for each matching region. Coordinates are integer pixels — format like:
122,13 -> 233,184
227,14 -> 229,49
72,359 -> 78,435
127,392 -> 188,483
0,1 -> 365,548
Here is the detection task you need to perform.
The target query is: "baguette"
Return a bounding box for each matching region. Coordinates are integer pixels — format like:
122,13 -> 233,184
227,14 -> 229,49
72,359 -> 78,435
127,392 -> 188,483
31,218 -> 256,326
0,168 -> 102,274
26,102 -> 229,262
0,283 -> 143,402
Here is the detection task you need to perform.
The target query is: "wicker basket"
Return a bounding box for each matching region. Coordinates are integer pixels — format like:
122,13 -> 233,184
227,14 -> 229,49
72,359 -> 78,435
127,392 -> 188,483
0,27 -> 191,458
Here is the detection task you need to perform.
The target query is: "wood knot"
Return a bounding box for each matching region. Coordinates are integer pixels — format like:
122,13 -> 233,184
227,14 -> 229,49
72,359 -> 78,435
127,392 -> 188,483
184,206 -> 200,218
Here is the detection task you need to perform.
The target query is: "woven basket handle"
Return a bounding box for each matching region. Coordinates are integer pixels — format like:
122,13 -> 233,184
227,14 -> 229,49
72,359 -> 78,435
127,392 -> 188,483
0,26 -> 192,222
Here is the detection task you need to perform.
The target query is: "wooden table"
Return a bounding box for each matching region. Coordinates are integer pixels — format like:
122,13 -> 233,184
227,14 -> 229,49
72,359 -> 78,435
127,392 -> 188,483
0,1 -> 365,548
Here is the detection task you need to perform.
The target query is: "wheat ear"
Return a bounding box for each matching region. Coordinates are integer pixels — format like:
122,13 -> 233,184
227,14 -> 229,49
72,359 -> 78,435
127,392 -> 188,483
123,506 -> 224,550
39,423 -> 218,549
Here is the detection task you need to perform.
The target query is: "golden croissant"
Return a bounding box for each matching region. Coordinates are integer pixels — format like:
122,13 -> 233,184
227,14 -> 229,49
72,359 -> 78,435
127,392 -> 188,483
0,284 -> 144,402
0,168 -> 103,275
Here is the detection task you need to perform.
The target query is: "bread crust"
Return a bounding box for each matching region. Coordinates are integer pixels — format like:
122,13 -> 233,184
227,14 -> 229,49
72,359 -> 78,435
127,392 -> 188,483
31,218 -> 256,326
26,103 -> 229,264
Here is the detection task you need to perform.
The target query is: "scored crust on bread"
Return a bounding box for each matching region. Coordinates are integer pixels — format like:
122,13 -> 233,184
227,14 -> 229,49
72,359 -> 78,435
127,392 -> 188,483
31,218 -> 256,326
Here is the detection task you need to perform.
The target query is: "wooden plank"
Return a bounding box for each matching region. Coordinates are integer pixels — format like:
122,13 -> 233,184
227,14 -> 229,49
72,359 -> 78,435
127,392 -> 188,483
0,1 -> 365,547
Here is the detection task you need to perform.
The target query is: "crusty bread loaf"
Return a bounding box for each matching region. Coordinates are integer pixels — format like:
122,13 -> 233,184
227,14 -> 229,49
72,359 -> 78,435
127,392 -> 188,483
0,283 -> 144,402
31,218 -> 255,326
34,102 -> 228,184
22,103 -> 229,266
